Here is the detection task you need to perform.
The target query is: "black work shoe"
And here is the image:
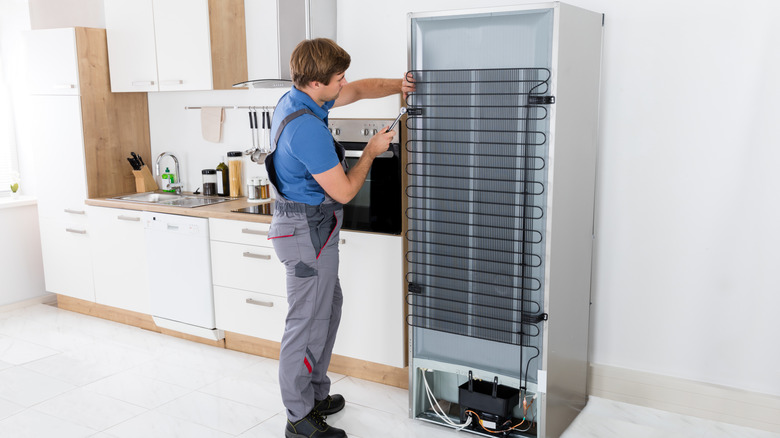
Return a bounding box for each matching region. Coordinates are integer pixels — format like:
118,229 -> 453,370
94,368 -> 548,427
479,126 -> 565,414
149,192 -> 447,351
285,409 -> 346,438
314,394 -> 346,415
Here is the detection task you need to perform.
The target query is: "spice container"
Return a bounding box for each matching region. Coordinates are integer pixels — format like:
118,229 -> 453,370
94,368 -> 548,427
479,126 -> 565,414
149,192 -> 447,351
201,169 -> 217,196
246,177 -> 261,201
227,151 -> 243,197
260,177 -> 270,199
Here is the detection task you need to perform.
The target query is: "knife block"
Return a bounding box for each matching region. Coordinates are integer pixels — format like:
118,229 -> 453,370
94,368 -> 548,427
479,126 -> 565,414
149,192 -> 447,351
132,166 -> 159,192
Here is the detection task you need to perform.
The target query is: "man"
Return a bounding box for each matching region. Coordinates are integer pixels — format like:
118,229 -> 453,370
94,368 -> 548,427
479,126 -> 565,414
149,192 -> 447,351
265,38 -> 415,438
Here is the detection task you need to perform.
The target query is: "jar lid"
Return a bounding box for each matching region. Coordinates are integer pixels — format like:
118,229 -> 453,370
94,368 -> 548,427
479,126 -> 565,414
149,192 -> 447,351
227,151 -> 243,157
202,169 -> 216,174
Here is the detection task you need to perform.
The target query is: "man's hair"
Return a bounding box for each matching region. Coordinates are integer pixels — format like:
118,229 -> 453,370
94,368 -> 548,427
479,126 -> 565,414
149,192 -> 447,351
289,38 -> 351,88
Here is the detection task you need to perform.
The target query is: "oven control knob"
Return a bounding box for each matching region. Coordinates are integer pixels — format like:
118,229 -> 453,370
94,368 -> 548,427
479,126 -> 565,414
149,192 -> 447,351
361,128 -> 370,136
335,128 -> 341,135
372,129 -> 378,135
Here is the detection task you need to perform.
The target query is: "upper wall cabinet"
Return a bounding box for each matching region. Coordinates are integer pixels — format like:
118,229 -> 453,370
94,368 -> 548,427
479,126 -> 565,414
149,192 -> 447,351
27,29 -> 81,95
104,0 -> 248,92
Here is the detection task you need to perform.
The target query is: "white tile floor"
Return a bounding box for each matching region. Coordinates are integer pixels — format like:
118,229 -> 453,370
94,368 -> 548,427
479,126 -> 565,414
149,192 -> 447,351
0,302 -> 777,438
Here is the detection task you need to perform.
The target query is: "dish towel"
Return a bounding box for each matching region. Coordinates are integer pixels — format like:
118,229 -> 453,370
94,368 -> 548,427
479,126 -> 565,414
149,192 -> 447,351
201,107 -> 225,143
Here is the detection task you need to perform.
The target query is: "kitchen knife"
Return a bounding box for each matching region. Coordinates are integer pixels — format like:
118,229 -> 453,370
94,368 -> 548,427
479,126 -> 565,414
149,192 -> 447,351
127,157 -> 140,170
136,153 -> 145,166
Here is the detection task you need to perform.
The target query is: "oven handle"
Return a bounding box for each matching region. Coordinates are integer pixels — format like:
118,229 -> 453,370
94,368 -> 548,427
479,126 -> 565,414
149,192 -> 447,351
344,150 -> 395,159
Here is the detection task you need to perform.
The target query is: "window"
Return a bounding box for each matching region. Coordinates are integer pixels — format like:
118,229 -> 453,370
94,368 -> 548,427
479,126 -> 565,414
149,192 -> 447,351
0,56 -> 19,195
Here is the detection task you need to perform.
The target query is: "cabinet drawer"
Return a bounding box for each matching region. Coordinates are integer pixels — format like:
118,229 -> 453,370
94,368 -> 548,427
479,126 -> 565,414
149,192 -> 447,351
214,286 -> 287,342
209,218 -> 272,247
210,240 -> 286,296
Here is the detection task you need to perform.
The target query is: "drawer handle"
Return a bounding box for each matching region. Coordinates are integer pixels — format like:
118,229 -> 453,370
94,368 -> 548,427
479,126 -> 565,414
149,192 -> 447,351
64,209 -> 85,215
131,80 -> 155,86
65,228 -> 86,235
246,298 -> 274,307
117,215 -> 141,222
339,239 -> 346,244
243,251 -> 271,260
53,83 -> 76,89
161,79 -> 184,85
242,228 -> 268,236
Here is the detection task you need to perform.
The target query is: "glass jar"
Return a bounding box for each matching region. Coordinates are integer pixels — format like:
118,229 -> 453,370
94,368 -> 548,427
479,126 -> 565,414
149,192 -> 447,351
201,169 -> 217,196
227,151 -> 243,197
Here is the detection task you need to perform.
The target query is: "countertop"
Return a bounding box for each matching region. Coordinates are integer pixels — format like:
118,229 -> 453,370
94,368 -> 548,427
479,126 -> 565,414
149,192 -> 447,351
86,193 -> 273,224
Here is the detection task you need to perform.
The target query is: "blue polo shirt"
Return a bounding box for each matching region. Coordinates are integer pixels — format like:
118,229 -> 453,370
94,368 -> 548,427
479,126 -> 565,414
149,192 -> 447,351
270,87 -> 339,205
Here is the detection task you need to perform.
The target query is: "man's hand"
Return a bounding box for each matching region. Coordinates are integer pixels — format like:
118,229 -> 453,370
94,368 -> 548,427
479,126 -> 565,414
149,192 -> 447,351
402,72 -> 416,100
364,127 -> 395,159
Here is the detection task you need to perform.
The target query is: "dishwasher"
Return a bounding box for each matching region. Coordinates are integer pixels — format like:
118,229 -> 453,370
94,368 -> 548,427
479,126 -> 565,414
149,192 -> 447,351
143,212 -> 223,341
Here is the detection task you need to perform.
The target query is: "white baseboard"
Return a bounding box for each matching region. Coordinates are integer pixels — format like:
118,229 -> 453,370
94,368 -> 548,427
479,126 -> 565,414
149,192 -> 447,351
588,363 -> 780,433
0,293 -> 57,312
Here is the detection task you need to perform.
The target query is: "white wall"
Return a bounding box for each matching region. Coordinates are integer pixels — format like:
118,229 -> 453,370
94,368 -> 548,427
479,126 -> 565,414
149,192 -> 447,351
11,0 -> 780,397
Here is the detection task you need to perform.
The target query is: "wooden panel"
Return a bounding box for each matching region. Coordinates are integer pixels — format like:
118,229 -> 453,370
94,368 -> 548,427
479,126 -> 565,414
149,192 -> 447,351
224,332 -> 409,389
75,27 -> 151,199
57,294 -> 224,348
208,0 -> 248,89
158,328 -> 226,349
57,294 -> 157,332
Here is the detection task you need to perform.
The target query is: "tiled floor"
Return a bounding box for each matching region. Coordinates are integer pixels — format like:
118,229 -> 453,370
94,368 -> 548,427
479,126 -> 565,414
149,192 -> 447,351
0,302 -> 777,438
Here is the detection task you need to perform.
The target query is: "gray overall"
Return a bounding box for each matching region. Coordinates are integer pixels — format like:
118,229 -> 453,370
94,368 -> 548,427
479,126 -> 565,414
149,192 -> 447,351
266,109 -> 346,422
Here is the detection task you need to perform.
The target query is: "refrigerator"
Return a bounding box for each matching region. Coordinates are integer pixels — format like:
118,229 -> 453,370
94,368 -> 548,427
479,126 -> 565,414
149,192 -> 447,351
405,3 -> 604,437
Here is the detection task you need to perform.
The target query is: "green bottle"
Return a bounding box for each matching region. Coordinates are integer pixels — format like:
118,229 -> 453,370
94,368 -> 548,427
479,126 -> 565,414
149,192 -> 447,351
216,158 -> 229,196
161,167 -> 176,193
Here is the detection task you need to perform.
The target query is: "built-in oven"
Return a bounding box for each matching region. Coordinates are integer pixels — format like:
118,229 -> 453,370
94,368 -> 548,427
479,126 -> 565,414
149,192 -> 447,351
329,118 -> 402,235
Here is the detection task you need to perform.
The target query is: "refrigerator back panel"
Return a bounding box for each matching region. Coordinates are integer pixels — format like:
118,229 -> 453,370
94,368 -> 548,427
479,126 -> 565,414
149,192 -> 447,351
407,12 -> 553,382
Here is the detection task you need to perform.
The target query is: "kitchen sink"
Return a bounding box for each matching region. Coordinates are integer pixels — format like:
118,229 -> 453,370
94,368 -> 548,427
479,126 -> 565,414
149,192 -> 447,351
111,192 -> 235,208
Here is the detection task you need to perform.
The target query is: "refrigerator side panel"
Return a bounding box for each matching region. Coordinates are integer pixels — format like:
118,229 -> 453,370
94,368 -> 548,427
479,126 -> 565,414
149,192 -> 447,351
541,4 -> 604,438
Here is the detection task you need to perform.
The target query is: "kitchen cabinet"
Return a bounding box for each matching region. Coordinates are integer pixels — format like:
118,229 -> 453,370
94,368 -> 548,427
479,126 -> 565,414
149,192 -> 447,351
30,85 -> 94,302
209,218 -> 405,368
90,207 -> 150,314
210,219 -> 288,342
38,214 -> 94,303
336,231 -> 404,368
26,27 -> 150,300
104,0 -> 248,92
26,29 -> 79,95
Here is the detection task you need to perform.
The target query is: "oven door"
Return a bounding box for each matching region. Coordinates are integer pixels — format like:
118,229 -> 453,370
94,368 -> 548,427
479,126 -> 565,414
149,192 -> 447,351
341,142 -> 401,235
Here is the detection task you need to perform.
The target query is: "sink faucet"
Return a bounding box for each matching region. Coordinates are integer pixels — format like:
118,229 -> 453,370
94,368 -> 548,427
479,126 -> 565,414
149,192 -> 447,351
156,152 -> 183,194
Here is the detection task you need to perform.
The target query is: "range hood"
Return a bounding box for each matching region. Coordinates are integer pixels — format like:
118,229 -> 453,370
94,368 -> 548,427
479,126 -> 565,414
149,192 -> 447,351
234,0 -> 337,89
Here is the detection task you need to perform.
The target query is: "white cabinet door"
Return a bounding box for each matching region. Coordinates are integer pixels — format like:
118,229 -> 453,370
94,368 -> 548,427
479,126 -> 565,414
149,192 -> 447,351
214,286 -> 287,341
104,0 -> 159,92
90,207 -> 151,314
153,0 -> 213,91
30,95 -> 88,222
336,232 -> 404,368
210,240 -> 287,297
26,28 -> 79,95
38,215 -> 94,302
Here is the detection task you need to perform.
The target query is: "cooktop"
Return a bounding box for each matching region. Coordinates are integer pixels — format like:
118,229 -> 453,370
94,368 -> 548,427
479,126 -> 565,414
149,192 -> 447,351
231,203 -> 273,215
